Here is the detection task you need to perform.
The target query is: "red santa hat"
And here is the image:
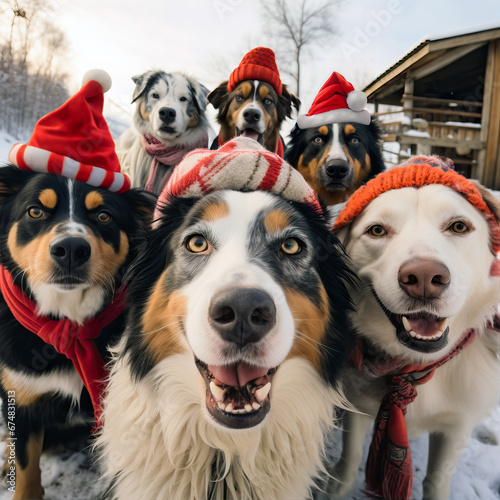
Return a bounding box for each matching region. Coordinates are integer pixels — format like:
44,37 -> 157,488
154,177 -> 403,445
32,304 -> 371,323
155,137 -> 321,220
296,71 -> 370,129
227,47 -> 283,95
9,69 -> 130,193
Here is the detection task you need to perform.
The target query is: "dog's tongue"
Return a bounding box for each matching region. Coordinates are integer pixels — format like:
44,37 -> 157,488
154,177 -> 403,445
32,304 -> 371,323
405,316 -> 447,337
209,362 -> 269,388
241,129 -> 260,142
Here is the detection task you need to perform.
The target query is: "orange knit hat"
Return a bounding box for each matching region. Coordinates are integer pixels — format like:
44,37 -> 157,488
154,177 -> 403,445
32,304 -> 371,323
227,47 -> 282,95
333,156 -> 500,254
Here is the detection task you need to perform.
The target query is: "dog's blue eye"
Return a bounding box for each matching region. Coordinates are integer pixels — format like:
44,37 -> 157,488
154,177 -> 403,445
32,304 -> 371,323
264,98 -> 272,106
313,137 -> 323,144
349,137 -> 360,145
28,207 -> 43,219
281,238 -> 301,255
152,93 -> 160,99
367,225 -> 386,237
235,95 -> 244,102
187,235 -> 209,253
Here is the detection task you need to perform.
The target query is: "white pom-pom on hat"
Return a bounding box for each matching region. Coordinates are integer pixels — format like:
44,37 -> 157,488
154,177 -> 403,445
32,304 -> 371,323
346,90 -> 367,112
82,69 -> 112,93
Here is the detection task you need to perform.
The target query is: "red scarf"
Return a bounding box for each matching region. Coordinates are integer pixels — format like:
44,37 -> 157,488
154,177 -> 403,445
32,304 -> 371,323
142,132 -> 209,192
0,266 -> 127,425
351,328 -> 481,499
217,134 -> 284,158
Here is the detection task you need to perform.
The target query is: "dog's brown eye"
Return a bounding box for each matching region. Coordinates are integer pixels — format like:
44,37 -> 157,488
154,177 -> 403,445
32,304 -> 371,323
350,137 -> 360,145
281,238 -> 301,255
97,211 -> 111,223
449,221 -> 469,233
187,235 -> 209,253
314,137 -> 323,144
368,225 -> 386,237
28,207 -> 43,219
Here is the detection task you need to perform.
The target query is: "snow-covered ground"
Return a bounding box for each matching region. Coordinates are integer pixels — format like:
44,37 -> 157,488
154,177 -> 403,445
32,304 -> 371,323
0,403 -> 499,499
0,130 -> 16,164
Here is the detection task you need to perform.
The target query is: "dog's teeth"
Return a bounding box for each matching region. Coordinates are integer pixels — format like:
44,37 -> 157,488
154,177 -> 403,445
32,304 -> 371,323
218,402 -> 226,411
225,403 -> 234,412
409,330 -> 417,338
244,404 -> 253,413
255,382 -> 271,402
252,402 -> 261,410
210,381 -> 225,402
415,333 -> 423,340
402,316 -> 411,332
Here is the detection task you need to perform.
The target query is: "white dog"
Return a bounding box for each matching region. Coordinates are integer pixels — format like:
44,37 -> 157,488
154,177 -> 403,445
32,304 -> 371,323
116,70 -> 213,194
327,157 -> 500,500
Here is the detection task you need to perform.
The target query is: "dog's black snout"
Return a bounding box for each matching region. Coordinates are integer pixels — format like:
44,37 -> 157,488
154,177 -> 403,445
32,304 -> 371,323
399,259 -> 450,299
50,237 -> 91,270
159,107 -> 176,124
209,288 -> 276,347
325,160 -> 351,179
243,108 -> 261,124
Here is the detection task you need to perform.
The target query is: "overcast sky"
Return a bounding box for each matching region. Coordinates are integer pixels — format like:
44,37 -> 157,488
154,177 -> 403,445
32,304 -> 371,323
53,0 -> 500,121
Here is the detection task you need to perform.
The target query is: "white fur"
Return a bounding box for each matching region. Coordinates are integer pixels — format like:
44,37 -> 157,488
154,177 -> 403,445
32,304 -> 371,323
98,352 -> 339,500
326,123 -> 348,163
234,80 -> 267,135
329,185 -> 500,500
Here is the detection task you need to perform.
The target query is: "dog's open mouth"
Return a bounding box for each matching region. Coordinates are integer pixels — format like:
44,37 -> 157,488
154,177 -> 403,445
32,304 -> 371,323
159,126 -> 176,134
236,127 -> 264,145
196,358 -> 276,429
372,292 -> 450,353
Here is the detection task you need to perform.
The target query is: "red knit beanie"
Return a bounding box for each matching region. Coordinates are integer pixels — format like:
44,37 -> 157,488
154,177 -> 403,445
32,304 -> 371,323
9,69 -> 130,193
227,47 -> 283,95
332,156 -> 500,254
155,136 -> 321,220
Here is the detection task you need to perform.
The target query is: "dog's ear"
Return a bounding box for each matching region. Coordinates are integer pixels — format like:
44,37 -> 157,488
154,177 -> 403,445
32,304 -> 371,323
187,77 -> 210,113
471,181 -> 500,223
131,71 -> 153,103
0,165 -> 30,199
366,119 -> 385,177
277,84 -> 301,121
123,189 -> 158,231
207,82 -> 230,110
284,124 -> 302,168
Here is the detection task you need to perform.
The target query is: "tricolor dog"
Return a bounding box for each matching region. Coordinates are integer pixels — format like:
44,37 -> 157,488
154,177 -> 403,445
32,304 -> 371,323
116,70 -> 212,194
286,71 -> 384,206
97,139 -> 352,500
328,157 -> 500,500
0,70 -> 154,500
208,47 -> 300,156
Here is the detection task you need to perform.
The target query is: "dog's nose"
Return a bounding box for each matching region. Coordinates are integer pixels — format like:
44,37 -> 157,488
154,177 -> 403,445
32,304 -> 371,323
243,108 -> 261,124
50,237 -> 91,271
325,160 -> 351,179
209,288 -> 276,347
159,107 -> 176,124
398,259 -> 450,299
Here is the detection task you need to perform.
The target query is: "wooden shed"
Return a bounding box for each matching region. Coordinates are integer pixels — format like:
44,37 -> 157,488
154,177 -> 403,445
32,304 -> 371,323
364,27 -> 500,188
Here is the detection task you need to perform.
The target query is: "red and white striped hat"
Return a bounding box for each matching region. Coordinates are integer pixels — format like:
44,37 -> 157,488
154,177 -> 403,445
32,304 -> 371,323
9,69 -> 130,193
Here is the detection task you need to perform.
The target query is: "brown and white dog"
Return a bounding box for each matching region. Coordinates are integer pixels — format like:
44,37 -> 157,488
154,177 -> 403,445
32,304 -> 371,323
327,157 -> 500,500
207,47 -> 299,156
97,139 -> 352,500
116,70 -> 213,194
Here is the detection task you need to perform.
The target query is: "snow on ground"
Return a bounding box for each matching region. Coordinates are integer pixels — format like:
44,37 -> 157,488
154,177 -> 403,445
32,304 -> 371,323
0,131 -> 16,165
0,403 -> 499,499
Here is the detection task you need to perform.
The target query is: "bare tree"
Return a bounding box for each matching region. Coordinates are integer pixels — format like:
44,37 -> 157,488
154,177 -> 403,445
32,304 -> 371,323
260,0 -> 342,98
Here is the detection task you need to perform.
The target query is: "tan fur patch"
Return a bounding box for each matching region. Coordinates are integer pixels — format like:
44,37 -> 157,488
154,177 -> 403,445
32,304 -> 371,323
85,191 -> 104,211
38,189 -> 57,209
142,271 -> 187,363
259,86 -> 270,100
285,287 -> 330,372
264,209 -> 291,233
0,370 -> 41,407
200,199 -> 229,222
344,124 -> 356,135
318,126 -> 329,136
13,432 -> 44,500
187,112 -> 199,129
353,153 -> 372,185
88,231 -> 129,284
237,81 -> 252,99
140,102 -> 150,122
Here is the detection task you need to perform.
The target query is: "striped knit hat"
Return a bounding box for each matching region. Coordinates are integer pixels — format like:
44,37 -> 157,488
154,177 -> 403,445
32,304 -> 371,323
155,137 -> 321,220
333,156 -> 500,254
9,69 -> 130,193
297,71 -> 370,129
227,47 -> 282,95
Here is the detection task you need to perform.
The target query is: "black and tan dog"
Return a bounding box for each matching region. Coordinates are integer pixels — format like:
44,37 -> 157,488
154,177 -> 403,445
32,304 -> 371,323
285,120 -> 384,205
208,47 -> 299,156
0,167 -> 153,499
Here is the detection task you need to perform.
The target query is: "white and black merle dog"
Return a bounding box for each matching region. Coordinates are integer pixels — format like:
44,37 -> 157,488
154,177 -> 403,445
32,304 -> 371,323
116,71 -> 212,193
97,187 -> 353,500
